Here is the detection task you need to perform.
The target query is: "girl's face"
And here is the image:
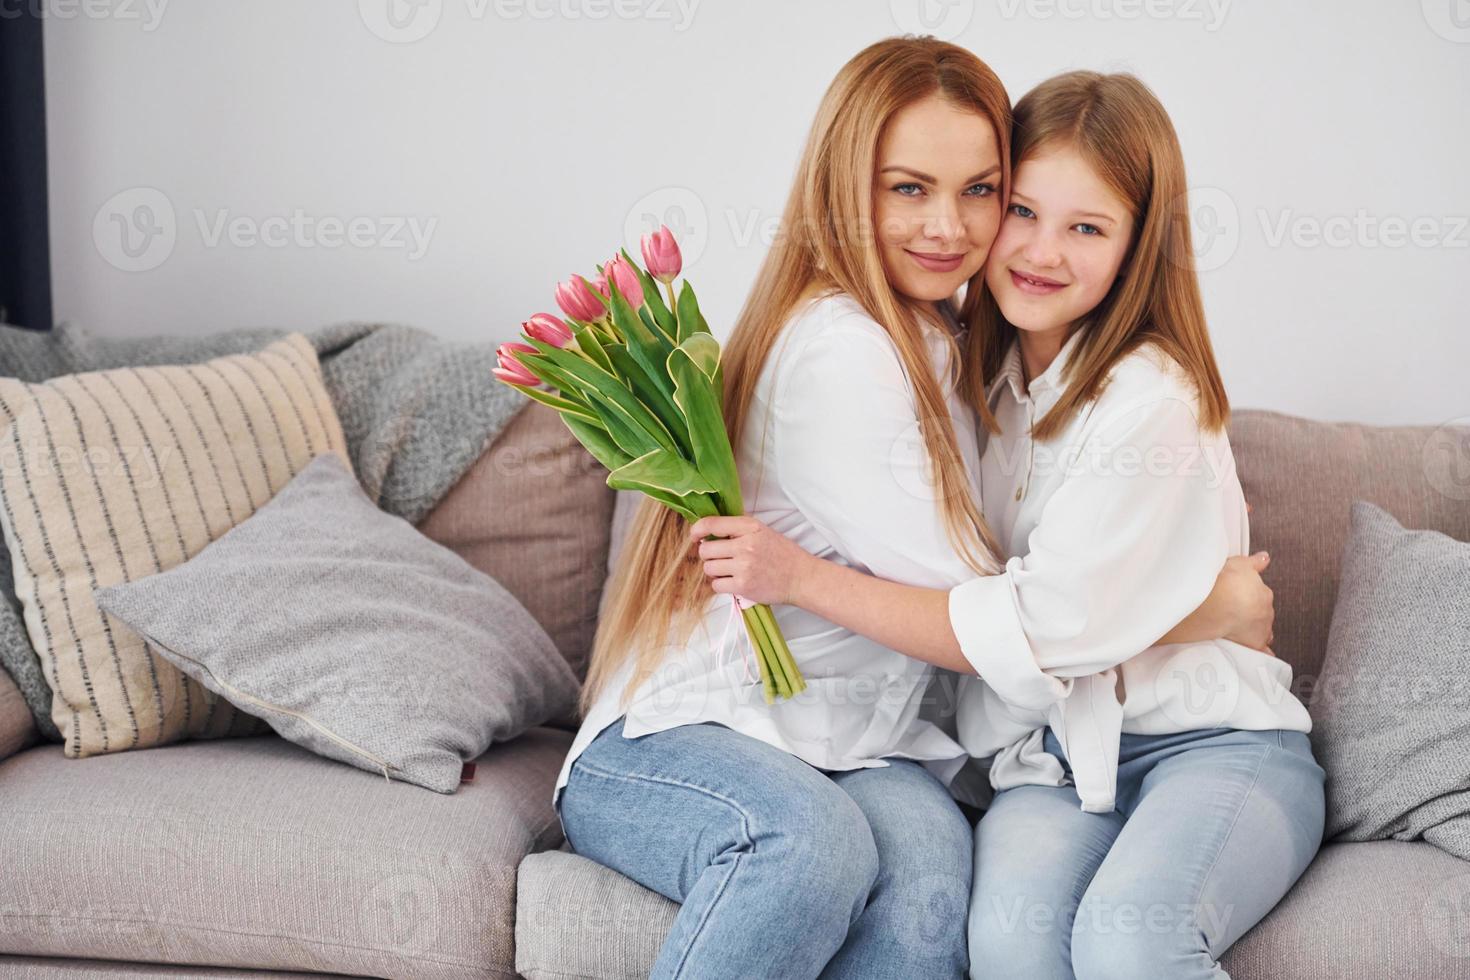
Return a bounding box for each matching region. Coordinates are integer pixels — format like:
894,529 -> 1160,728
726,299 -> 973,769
873,95 -> 1002,304
985,144 -> 1134,339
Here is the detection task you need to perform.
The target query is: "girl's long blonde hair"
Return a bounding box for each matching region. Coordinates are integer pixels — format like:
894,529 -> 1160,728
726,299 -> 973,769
971,71 -> 1229,441
581,36 -> 1012,714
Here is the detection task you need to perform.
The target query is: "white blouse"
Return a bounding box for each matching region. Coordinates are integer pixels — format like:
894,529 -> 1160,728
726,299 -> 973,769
553,291 -> 985,807
949,330 -> 1312,813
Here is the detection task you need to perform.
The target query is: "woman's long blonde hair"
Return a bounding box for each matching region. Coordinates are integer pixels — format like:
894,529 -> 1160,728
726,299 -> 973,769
581,36 -> 1013,714
971,71 -> 1229,441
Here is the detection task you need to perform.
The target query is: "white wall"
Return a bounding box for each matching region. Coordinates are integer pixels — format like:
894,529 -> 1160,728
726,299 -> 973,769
43,0 -> 1469,426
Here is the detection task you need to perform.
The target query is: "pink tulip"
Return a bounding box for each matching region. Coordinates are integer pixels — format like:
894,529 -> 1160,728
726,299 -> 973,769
640,225 -> 682,284
523,312 -> 573,348
555,275 -> 605,322
493,365 -> 536,386
495,342 -> 539,387
605,253 -> 646,309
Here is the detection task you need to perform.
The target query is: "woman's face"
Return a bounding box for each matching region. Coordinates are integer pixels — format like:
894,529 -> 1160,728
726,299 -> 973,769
873,95 -> 1002,304
984,144 -> 1134,339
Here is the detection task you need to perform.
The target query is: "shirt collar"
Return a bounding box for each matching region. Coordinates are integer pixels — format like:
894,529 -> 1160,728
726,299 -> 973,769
993,341 -> 1026,404
991,328 -> 1087,406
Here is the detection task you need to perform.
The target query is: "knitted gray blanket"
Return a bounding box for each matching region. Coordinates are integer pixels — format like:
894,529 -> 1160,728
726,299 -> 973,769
0,320 -> 525,740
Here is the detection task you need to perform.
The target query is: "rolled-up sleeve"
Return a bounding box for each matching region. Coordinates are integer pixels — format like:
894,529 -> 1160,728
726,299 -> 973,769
772,315 -> 981,590
949,396 -> 1231,711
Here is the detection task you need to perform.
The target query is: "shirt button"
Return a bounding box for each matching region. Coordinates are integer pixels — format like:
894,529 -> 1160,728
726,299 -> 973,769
1014,486 -> 1023,501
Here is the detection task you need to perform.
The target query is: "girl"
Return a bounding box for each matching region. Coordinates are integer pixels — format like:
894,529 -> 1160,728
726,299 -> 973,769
559,40 -> 1272,980
691,71 -> 1323,979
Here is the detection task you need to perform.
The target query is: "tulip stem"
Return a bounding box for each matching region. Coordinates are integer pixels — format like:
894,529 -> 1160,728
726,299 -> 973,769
757,603 -> 803,698
738,602 -> 805,704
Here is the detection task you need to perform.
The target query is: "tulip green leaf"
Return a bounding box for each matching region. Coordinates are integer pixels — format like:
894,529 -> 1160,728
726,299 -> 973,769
507,383 -> 601,426
638,305 -> 667,345
515,351 -> 578,395
679,330 -> 725,399
561,414 -> 631,472
584,389 -> 664,458
675,280 -> 711,343
562,415 -> 702,521
607,448 -> 718,499
639,286 -> 676,342
605,345 -> 693,458
571,323 -> 615,374
668,337 -> 743,516
677,332 -> 721,381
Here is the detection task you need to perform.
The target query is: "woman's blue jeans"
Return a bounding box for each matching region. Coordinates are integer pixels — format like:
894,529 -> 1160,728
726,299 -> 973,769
557,715 -> 974,979
967,726 -> 1326,980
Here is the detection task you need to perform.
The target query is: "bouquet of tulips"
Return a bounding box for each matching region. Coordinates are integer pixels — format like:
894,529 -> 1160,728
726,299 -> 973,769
493,227 -> 805,704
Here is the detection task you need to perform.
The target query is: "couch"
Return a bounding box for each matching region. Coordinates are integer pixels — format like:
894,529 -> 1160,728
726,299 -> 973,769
2,405 -> 1468,979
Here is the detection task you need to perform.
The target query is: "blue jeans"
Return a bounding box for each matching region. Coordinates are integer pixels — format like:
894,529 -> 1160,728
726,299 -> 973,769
557,715 -> 973,979
968,727 -> 1326,980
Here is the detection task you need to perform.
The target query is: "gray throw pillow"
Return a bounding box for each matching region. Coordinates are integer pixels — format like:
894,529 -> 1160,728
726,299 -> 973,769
1309,501 -> 1470,858
92,452 -> 580,793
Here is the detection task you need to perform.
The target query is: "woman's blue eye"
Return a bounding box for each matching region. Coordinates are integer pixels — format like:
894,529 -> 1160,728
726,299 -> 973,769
892,182 -> 996,198
1075,223 -> 1102,236
1009,204 -> 1035,219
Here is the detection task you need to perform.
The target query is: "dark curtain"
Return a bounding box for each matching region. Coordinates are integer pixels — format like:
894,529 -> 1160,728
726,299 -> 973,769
0,7 -> 52,330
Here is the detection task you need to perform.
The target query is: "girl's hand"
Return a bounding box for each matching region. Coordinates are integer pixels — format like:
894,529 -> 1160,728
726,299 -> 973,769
1215,552 -> 1276,654
1161,552 -> 1277,654
688,516 -> 812,606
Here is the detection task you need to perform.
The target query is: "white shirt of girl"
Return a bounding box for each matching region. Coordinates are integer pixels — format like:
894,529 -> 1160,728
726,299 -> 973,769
949,329 -> 1312,813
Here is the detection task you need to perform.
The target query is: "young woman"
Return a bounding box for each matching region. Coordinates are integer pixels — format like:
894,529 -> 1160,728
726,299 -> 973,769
558,39 -> 1273,980
690,71 -> 1323,979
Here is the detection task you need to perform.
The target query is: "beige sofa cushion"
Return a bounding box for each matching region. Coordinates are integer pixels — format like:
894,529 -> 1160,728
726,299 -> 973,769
418,402 -> 615,688
0,334 -> 347,757
0,957 -> 349,978
1229,410 -> 1470,683
0,727 -> 573,980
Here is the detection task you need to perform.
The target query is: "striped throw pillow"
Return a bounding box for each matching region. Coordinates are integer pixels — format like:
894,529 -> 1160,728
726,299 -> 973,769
0,333 -> 351,758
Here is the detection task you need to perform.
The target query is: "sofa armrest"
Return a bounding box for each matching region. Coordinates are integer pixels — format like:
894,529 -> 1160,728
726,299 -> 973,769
0,667 -> 36,762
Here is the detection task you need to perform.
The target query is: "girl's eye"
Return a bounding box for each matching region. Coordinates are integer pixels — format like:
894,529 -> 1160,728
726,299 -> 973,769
1075,223 -> 1102,236
966,182 -> 996,198
1009,204 -> 1035,219
894,183 -> 923,196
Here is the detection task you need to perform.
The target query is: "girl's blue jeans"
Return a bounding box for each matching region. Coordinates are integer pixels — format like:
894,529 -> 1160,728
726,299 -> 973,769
967,726 -> 1326,980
